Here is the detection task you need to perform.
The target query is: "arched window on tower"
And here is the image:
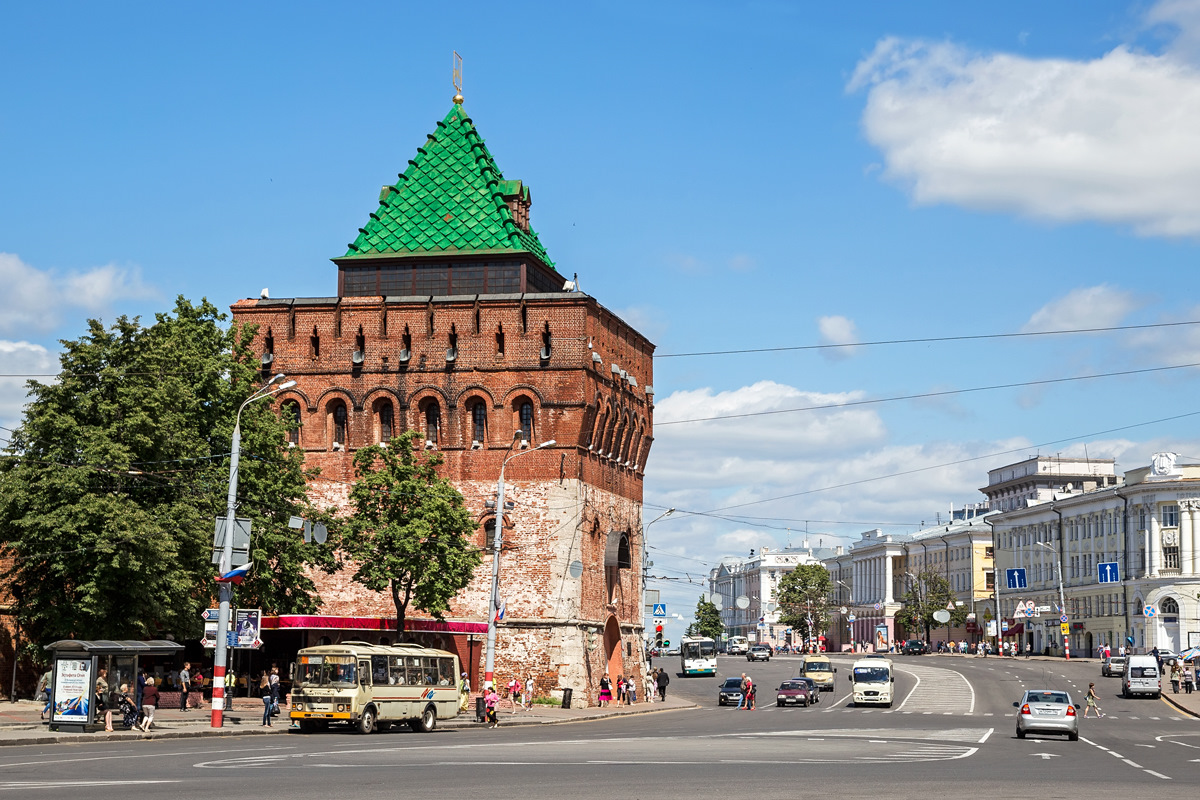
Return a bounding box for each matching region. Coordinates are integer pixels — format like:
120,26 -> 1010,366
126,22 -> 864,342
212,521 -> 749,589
518,400 -> 534,444
377,401 -> 393,443
471,400 -> 487,447
330,400 -> 347,448
281,400 -> 301,447
424,402 -> 441,447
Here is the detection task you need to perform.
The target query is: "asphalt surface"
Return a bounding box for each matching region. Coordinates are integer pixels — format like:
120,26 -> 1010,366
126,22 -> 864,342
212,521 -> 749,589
1,653 -> 1195,798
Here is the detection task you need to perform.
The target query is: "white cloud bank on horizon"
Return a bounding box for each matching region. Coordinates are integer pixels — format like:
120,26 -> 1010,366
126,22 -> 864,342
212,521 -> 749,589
848,3 -> 1200,237
0,253 -> 156,336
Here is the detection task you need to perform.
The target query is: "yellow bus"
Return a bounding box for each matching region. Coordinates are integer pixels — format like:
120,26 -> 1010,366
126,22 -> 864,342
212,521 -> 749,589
290,641 -> 461,734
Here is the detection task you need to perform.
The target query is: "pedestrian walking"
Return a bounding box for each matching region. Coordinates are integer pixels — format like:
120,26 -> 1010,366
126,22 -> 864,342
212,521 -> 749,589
178,662 -> 191,711
525,676 -> 535,710
1184,662 -> 1196,694
615,673 -> 626,707
485,687 -> 500,727
745,675 -> 756,710
258,671 -> 273,727
36,668 -> 52,721
140,678 -> 159,732
135,668 -> 147,711
459,672 -> 471,712
598,675 -> 612,707
1025,642 -> 1031,658
1170,660 -> 1182,693
627,675 -> 637,704
737,673 -> 749,710
1084,682 -> 1103,718
656,668 -> 669,701
269,666 -> 281,717
507,677 -> 522,713
645,670 -> 656,703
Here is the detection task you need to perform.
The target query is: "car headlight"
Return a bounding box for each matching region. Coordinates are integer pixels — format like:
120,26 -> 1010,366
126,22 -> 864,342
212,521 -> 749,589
777,695 -> 786,700
294,703 -> 304,711
337,704 -> 345,712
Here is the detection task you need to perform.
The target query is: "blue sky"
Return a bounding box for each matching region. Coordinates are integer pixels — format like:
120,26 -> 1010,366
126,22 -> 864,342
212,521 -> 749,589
5,1 -> 1200,640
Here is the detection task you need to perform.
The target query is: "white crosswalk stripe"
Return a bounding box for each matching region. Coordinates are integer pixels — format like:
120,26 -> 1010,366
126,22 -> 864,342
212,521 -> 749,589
895,663 -> 975,715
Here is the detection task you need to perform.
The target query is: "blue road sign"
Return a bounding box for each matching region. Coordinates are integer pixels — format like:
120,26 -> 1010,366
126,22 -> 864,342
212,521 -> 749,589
1098,562 -> 1120,583
652,603 -> 667,617
1006,568 -> 1027,590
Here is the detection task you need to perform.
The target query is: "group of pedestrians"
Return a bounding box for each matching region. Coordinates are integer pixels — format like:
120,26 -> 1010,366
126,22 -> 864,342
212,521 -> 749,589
258,666 -> 282,726
1168,659 -> 1198,693
736,673 -> 756,710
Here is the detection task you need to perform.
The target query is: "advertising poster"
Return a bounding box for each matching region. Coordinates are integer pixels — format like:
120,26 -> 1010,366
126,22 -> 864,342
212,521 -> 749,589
874,624 -> 889,652
235,608 -> 262,648
51,658 -> 93,725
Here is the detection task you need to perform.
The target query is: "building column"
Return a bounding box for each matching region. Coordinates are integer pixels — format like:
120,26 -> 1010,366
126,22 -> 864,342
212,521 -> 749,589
885,555 -> 894,604
1181,500 -> 1196,576
1149,511 -> 1161,577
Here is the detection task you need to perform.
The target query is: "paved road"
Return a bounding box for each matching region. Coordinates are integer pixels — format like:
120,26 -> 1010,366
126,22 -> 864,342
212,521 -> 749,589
0,653 -> 1194,798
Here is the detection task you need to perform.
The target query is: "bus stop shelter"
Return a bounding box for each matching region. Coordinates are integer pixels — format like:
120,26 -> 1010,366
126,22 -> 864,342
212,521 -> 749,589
44,640 -> 185,732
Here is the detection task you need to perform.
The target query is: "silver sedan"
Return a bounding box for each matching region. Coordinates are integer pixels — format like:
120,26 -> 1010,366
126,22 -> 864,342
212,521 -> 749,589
1014,689 -> 1079,741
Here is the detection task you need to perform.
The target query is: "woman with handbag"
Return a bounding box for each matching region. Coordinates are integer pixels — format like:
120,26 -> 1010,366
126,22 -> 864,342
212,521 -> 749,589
258,672 -> 274,727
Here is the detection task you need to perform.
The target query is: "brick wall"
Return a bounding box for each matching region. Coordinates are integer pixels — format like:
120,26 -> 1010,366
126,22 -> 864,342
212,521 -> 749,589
232,292 -> 654,703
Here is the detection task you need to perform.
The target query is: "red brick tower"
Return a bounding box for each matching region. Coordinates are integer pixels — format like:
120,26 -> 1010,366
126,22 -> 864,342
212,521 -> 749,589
231,99 -> 654,703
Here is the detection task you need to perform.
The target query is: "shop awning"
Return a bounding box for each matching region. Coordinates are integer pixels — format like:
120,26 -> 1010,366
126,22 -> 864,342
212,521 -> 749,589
45,640 -> 186,656
261,615 -> 487,634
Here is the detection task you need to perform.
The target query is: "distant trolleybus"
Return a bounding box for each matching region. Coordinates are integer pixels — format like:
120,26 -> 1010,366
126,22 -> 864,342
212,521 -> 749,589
290,641 -> 461,734
727,635 -> 750,655
680,636 -> 717,676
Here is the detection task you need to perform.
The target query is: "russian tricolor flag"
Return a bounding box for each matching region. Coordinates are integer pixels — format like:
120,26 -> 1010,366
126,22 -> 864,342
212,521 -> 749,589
216,562 -> 253,584
494,599 -> 506,623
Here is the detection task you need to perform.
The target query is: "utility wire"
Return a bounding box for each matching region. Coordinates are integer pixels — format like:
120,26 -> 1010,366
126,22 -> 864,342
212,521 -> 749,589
657,361 -> 1200,426
656,319 -> 1200,358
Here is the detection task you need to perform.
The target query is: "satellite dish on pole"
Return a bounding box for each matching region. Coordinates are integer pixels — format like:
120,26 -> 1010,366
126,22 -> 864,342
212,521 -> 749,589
736,595 -> 750,610
711,594 -> 724,610
933,609 -> 951,624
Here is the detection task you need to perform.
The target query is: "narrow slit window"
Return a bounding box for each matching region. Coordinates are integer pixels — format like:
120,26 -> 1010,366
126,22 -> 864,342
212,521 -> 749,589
425,403 -> 440,444
472,402 -> 487,444
518,401 -> 534,442
311,327 -> 320,359
379,403 -> 393,443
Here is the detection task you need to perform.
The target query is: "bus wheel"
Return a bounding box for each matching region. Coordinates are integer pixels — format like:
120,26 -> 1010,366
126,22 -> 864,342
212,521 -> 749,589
357,706 -> 376,734
409,705 -> 437,733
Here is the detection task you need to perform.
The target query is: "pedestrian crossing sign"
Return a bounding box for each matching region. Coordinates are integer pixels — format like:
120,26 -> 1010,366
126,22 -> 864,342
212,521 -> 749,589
652,603 -> 667,617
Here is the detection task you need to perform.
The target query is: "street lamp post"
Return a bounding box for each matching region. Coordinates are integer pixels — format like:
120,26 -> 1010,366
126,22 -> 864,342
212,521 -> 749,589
483,437 -> 556,691
836,579 -> 852,652
641,508 -> 674,663
212,373 -> 295,728
1035,541 -> 1070,660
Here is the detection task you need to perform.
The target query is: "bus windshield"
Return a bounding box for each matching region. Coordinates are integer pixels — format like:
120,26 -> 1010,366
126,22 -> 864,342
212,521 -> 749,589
683,640 -> 715,659
296,655 -> 357,687
853,667 -> 889,683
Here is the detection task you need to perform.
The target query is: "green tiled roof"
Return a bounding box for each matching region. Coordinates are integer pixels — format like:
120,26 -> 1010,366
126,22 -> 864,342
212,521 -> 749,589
344,104 -> 553,266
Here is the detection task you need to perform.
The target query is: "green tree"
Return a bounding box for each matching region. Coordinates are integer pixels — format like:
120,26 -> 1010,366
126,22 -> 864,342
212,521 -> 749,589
777,564 -> 833,648
341,430 -> 481,638
692,595 -> 724,639
0,297 -> 331,650
895,570 -> 966,641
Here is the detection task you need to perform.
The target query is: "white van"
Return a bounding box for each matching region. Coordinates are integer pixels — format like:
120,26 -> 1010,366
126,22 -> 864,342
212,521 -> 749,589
848,657 -> 894,707
1122,654 -> 1161,699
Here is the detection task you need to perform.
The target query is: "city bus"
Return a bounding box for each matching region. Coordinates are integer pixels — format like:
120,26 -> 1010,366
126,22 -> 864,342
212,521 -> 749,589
727,635 -> 750,655
680,636 -> 717,676
290,641 -> 461,734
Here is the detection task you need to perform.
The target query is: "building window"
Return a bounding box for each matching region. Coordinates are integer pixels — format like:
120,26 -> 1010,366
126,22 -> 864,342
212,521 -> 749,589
471,401 -> 487,444
1161,597 -> 1179,618
1139,507 -> 1147,531
425,403 -> 440,445
378,402 -> 393,443
331,401 -> 347,446
311,327 -> 320,359
1162,504 -> 1179,528
282,400 -> 301,446
1164,546 -> 1180,570
518,401 -> 534,442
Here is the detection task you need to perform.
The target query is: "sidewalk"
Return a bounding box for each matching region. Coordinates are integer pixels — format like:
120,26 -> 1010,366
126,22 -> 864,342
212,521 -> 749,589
1161,686 -> 1200,718
0,694 -> 695,747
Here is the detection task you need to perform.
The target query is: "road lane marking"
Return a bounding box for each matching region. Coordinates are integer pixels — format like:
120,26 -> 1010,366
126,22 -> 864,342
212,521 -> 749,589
1122,759 -> 1143,768
1144,770 -> 1171,780
0,781 -> 181,792
0,745 -> 294,770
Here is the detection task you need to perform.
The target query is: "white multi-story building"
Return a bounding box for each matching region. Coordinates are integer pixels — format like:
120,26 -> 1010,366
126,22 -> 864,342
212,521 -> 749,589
983,455 -> 1118,512
708,546 -> 825,644
990,453 -> 1200,656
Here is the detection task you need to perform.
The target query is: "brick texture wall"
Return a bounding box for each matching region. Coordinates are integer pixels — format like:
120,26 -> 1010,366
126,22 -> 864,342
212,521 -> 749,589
232,292 -> 654,704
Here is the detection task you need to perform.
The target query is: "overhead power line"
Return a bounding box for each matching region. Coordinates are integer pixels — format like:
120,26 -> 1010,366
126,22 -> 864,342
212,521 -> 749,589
656,361 -> 1200,426
657,319 -> 1200,358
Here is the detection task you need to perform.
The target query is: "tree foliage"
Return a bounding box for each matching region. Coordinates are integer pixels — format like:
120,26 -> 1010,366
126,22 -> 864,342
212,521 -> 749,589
691,594 -> 724,640
894,570 -> 969,640
0,297 -> 332,651
777,564 -> 833,645
341,430 -> 481,637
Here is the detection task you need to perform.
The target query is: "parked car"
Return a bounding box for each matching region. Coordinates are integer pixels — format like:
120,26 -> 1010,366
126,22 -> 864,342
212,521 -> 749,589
1101,655 -> 1126,677
718,677 -> 745,706
775,679 -> 812,707
747,645 -> 772,662
902,639 -> 928,655
1014,689 -> 1079,741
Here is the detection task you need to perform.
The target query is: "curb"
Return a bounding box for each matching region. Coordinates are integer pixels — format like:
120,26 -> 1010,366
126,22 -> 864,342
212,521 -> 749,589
1161,693 -> 1200,719
0,702 -> 697,747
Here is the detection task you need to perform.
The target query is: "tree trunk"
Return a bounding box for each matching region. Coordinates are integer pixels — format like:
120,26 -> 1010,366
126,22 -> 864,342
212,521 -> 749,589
391,580 -> 411,641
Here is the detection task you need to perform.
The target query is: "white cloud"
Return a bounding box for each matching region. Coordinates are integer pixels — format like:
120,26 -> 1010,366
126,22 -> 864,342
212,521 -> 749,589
848,9 -> 1200,237
0,253 -> 156,335
817,315 -> 862,360
1021,285 -> 1143,332
0,340 -> 57,432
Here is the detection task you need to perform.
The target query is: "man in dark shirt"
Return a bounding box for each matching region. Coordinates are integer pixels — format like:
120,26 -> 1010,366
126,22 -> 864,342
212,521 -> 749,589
656,668 -> 669,701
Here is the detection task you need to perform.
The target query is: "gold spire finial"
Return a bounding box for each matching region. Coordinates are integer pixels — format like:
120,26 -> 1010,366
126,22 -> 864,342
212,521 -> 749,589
452,51 -> 464,105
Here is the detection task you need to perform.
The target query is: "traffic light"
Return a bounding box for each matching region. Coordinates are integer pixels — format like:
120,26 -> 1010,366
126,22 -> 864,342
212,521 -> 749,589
655,623 -> 664,647
663,640 -> 670,649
